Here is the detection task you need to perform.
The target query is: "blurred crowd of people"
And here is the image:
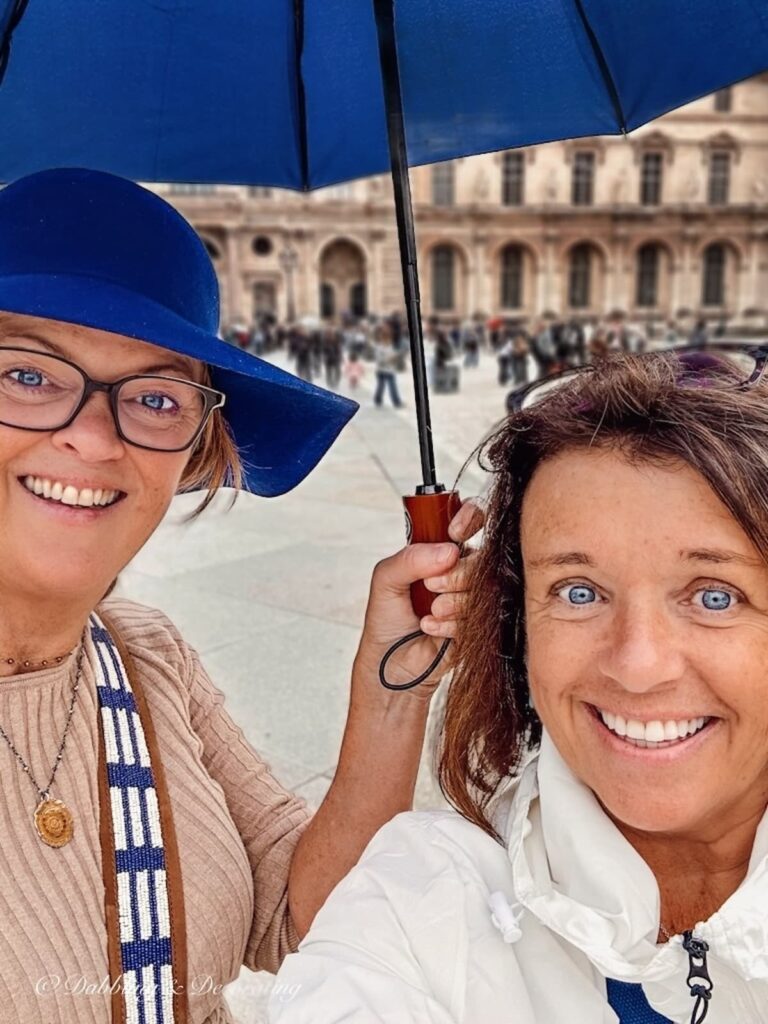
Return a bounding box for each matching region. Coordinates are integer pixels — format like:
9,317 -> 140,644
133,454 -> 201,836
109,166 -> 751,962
223,310 -> 737,403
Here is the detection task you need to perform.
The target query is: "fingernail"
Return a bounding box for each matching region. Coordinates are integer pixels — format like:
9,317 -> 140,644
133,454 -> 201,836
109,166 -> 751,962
433,543 -> 456,562
425,576 -> 446,590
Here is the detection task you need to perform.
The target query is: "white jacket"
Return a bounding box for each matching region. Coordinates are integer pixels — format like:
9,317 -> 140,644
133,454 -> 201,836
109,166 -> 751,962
270,732 -> 768,1022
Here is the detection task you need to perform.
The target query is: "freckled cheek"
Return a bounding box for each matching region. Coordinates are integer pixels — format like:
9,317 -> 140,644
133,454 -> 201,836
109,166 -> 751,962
124,469 -> 183,537
526,619 -> 593,719
686,636 -> 768,719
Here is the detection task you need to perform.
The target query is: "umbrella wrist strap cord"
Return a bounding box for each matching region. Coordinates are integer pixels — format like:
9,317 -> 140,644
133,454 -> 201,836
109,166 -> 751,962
378,632 -> 451,691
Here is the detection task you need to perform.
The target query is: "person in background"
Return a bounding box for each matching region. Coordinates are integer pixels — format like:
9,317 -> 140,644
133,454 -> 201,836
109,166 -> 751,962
496,326 -> 514,386
511,327 -> 531,385
587,325 -> 610,362
373,322 -> 404,408
689,318 -> 709,347
662,319 -> 681,349
343,350 -> 365,390
530,319 -> 557,377
462,323 -> 480,368
290,326 -> 314,383
563,318 -> 587,366
321,324 -> 344,390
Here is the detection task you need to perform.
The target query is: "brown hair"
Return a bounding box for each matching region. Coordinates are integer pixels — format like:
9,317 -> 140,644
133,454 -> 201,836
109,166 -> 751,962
439,351 -> 768,836
177,363 -> 244,519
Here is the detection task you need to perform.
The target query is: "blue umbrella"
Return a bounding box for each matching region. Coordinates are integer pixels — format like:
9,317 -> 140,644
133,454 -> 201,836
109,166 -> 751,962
0,0 -> 765,524
0,1 -> 764,190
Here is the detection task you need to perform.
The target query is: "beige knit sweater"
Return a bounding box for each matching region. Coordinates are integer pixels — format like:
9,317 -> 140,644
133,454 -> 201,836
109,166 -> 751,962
0,597 -> 311,1024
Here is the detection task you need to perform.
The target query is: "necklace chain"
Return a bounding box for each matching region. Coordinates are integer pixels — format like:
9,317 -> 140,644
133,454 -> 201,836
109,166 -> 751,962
0,633 -> 87,801
2,645 -> 77,671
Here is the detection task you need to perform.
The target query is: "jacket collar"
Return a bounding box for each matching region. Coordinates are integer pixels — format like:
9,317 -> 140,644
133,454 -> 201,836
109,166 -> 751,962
494,730 -> 768,989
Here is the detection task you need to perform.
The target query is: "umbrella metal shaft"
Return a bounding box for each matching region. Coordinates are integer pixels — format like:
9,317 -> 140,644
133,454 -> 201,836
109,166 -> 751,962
373,0 -> 439,492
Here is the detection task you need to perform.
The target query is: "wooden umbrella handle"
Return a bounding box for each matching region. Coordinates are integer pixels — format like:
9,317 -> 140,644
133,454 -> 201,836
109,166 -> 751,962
403,490 -> 462,618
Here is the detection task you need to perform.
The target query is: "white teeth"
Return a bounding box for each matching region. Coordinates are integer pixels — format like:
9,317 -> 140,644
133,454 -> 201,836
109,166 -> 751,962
599,710 -> 709,745
21,476 -> 120,508
645,721 -> 666,743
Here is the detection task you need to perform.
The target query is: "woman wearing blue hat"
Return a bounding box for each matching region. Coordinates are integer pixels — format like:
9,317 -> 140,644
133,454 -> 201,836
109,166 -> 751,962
0,168 -> 477,1024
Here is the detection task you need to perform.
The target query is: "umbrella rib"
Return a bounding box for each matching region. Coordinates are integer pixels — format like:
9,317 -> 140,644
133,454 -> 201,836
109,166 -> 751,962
572,0 -> 627,134
292,0 -> 310,190
0,0 -> 29,89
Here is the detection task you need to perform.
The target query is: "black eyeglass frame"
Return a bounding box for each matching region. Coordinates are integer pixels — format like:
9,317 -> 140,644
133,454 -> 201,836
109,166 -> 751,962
506,343 -> 768,414
0,346 -> 227,452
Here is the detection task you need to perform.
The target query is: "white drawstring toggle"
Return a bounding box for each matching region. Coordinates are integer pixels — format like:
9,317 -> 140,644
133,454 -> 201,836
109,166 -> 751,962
488,891 -> 524,943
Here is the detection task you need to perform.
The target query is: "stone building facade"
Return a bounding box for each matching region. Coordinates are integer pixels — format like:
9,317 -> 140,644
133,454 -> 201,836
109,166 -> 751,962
154,74 -> 768,334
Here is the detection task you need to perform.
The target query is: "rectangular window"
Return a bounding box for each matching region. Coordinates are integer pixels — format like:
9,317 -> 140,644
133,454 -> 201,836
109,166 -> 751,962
247,187 -> 272,198
636,247 -> 659,307
501,248 -> 524,308
432,163 -> 456,207
568,246 -> 592,308
640,153 -> 663,206
702,246 -> 726,306
433,248 -> 455,310
708,152 -> 731,205
571,152 -> 595,206
714,88 -> 732,113
502,152 -> 525,206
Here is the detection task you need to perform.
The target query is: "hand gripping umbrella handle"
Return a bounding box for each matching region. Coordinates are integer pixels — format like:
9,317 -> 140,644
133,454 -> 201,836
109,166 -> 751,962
379,488 -> 462,691
404,489 -> 462,616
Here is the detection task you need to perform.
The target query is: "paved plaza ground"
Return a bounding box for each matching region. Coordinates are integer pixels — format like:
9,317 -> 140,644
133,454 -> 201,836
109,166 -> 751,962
115,349 -> 507,1022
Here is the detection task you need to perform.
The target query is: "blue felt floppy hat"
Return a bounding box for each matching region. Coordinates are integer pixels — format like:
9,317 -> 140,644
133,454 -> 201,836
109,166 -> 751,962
0,167 -> 358,496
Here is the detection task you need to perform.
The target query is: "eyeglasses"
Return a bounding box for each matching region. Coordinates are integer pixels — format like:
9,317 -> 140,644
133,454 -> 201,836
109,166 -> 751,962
0,347 -> 226,452
506,345 -> 768,413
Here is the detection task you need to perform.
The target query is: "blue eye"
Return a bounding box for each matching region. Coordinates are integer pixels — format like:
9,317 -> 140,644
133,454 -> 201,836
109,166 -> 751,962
138,393 -> 177,412
10,368 -> 44,386
557,584 -> 597,605
698,588 -> 734,611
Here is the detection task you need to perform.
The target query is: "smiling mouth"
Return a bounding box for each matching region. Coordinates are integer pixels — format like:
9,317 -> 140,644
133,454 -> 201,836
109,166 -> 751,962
588,704 -> 717,749
18,475 -> 126,510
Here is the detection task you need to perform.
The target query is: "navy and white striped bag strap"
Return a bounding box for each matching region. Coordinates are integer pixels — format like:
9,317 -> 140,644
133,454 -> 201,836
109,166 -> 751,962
607,980 -> 673,1023
92,612 -> 188,1024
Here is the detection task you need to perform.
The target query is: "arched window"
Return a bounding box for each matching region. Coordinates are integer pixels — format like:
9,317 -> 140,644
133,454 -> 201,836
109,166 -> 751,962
350,282 -> 367,317
500,245 -> 524,309
320,283 -> 335,319
702,244 -> 726,306
568,244 -> 592,309
432,246 -> 455,311
636,244 -> 660,307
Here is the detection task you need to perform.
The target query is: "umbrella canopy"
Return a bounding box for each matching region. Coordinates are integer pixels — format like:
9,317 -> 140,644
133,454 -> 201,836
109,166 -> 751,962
0,0 -> 765,189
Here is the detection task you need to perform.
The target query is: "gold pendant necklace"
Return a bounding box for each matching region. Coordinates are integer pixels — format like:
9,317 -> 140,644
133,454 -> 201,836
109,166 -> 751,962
0,633 -> 86,847
34,797 -> 75,847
